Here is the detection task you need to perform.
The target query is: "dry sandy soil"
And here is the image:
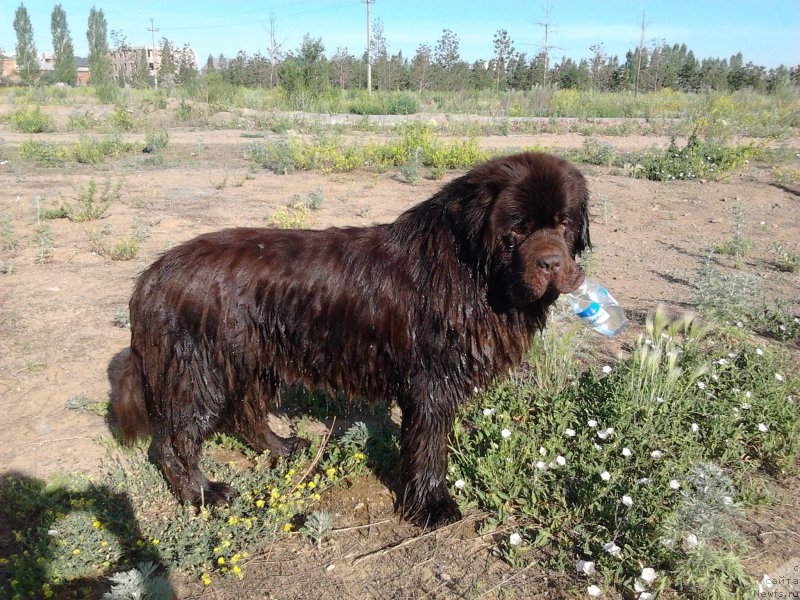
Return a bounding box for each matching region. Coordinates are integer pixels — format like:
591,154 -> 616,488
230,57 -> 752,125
0,112 -> 798,598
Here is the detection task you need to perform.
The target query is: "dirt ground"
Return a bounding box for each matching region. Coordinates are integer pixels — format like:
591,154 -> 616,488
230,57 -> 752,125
0,112 -> 798,598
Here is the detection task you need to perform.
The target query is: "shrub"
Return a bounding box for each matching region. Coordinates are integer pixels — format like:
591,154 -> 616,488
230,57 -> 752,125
635,136 -> 762,181
11,106 -> 54,133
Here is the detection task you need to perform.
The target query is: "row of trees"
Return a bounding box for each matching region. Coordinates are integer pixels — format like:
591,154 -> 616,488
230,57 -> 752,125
212,25 -> 795,95
8,4 -> 797,94
12,3 -> 113,86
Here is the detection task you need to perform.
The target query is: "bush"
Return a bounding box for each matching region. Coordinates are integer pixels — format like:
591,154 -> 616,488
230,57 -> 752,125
11,106 -> 54,133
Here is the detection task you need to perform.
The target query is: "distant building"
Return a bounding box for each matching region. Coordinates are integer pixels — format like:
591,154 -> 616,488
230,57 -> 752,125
111,45 -> 198,82
1,55 -> 16,77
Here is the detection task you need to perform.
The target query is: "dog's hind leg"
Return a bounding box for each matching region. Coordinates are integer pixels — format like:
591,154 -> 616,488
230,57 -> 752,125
234,371 -> 310,458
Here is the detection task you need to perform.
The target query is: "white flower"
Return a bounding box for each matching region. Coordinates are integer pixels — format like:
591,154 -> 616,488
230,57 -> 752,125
640,567 -> 657,584
691,423 -> 700,433
491,442 -> 499,450
755,348 -> 764,356
603,541 -> 621,556
723,496 -> 733,506
556,455 -> 567,466
482,407 -> 495,416
745,390 -> 752,398
535,460 -> 547,470
656,396 -> 664,404
587,419 -> 598,428
602,365 -> 612,374
650,450 -> 663,459
594,443 -> 603,451
587,584 -> 602,597
509,532 -> 522,546
621,447 -> 632,457
644,338 -> 653,346
759,575 -> 774,593
669,479 -> 681,490
454,479 -> 465,490
660,537 -> 674,547
697,381 -> 706,390
576,559 -> 595,575
775,373 -> 784,382
565,428 -> 576,437
539,446 -> 548,456
741,402 -> 752,410
637,477 -> 651,485
47,529 -> 59,536
684,533 -> 699,550
639,593 -> 654,600
597,427 -> 614,440
621,495 -> 634,508
634,580 -> 647,593
501,428 -> 512,438
758,423 -> 769,433
716,358 -> 728,365
600,471 -> 612,481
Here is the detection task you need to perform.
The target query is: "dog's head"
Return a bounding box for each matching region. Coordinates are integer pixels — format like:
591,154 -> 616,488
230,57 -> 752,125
463,152 -> 590,310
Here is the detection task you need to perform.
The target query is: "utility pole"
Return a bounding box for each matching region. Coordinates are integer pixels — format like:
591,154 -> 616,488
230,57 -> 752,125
535,3 -> 559,88
148,18 -> 159,90
634,12 -> 647,97
363,0 -> 373,94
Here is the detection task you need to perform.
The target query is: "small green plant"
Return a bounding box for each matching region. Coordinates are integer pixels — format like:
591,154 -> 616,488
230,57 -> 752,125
110,238 -> 139,261
1,215 -> 18,250
213,176 -> 228,190
67,111 -> 100,132
771,241 -> 800,272
749,301 -> 800,342
693,259 -> 759,325
11,105 -> 54,133
34,200 -> 53,263
102,562 -> 172,600
113,309 -> 130,328
635,136 -> 762,181
143,129 -> 169,154
398,148 -> 423,185
66,395 -> 110,417
269,203 -> 310,229
302,511 -> 335,549
66,180 -> 113,222
1,259 -> 16,274
109,104 -> 135,131
713,204 -> 752,257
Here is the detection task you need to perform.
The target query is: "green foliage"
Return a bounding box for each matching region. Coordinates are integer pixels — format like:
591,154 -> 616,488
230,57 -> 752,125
694,260 -> 759,325
87,7 -> 113,87
11,106 -> 54,133
109,104 -> 135,131
449,307 -> 798,598
19,137 -> 137,166
144,129 -> 169,154
634,136 -> 762,181
13,4 -> 39,84
64,179 -> 119,222
102,562 -> 172,600
771,241 -> 800,273
713,204 -> 752,257
51,4 -> 76,85
302,511 -> 335,549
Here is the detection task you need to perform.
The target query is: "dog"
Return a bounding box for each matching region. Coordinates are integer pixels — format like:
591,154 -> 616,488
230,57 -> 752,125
115,151 -> 590,528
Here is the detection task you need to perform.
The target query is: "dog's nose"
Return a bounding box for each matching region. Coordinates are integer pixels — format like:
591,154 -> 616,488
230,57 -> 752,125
536,254 -> 563,274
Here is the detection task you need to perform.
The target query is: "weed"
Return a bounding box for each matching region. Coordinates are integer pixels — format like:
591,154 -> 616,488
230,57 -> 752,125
634,136 -> 762,181
269,203 -> 310,229
143,129 -> 169,154
694,259 -> 759,325
113,309 -> 130,329
11,105 -> 54,133
109,104 -> 135,131
19,140 -> 67,166
66,395 -> 110,417
110,238 -> 139,261
1,260 -> 15,274
213,177 -> 228,191
713,204 -> 752,257
749,301 -> 800,342
569,138 -> 617,167
771,241 -> 800,272
1,215 -> 18,251
67,111 -> 100,132
66,180 -> 114,222
398,148 -> 423,185
34,200 -> 53,263
102,562 -> 172,600
302,511 -> 335,550
449,306 -> 797,598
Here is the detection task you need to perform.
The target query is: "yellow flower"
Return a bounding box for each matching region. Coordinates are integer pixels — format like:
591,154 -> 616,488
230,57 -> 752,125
307,481 -> 316,489
213,546 -> 221,553
72,549 -> 80,555
326,468 -> 336,477
255,499 -> 265,508
242,551 -> 249,558
217,557 -> 226,565
201,574 -> 212,586
233,565 -> 242,576
282,523 -> 292,532
287,469 -> 296,476
231,554 -> 240,563
354,452 -> 365,460
92,520 -> 101,528
152,539 -> 160,545
223,540 -> 231,547
228,516 -> 239,525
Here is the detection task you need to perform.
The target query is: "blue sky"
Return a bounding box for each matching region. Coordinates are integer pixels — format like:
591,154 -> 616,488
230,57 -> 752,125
2,1 -> 798,69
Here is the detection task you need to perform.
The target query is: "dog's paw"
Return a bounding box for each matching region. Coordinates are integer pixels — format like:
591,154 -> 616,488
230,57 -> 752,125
193,481 -> 239,507
407,497 -> 463,530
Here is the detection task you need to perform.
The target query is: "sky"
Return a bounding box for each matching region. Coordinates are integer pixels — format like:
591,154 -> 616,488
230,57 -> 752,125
2,1 -> 798,69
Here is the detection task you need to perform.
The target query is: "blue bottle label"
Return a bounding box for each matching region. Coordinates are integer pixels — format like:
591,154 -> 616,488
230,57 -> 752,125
576,302 -> 611,326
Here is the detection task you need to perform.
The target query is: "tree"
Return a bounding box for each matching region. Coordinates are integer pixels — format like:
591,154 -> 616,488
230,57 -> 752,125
492,29 -> 514,90
433,29 -> 463,90
176,44 -> 198,86
13,4 -> 38,84
87,6 -> 113,86
51,5 -> 75,84
411,44 -> 433,91
158,37 -> 176,88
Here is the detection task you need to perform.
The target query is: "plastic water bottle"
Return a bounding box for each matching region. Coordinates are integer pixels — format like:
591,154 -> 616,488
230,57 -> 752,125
566,277 -> 628,336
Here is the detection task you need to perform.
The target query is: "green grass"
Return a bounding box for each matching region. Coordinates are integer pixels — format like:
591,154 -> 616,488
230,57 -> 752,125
18,136 -> 139,166
10,106 -> 55,133
449,307 -> 798,599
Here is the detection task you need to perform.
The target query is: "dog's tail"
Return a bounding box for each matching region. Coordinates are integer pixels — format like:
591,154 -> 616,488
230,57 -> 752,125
114,349 -> 151,443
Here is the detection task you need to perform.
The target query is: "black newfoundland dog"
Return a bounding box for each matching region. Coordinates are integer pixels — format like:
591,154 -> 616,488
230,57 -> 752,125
116,152 -> 590,528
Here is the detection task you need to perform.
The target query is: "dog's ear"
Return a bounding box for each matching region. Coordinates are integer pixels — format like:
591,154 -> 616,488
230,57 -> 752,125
576,186 -> 591,255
